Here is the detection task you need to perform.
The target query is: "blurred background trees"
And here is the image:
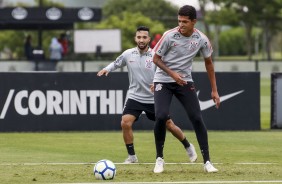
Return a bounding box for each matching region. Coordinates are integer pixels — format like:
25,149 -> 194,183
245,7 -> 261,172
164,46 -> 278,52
199,0 -> 282,60
0,0 -> 281,60
102,0 -> 178,29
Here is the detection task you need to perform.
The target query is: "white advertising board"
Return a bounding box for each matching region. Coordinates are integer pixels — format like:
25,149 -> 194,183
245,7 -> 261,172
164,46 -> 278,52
74,29 -> 121,53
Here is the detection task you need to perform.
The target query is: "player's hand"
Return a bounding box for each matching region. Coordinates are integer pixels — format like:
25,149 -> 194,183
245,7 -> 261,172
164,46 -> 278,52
150,84 -> 154,92
171,72 -> 187,86
211,91 -> 220,109
97,69 -> 109,76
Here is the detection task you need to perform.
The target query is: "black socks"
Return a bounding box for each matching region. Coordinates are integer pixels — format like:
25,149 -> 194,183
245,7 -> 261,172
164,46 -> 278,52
126,143 -> 135,155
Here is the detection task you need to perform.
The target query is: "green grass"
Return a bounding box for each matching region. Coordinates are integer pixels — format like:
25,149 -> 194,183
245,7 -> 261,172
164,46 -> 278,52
0,131 -> 282,183
260,78 -> 271,129
0,76 -> 276,183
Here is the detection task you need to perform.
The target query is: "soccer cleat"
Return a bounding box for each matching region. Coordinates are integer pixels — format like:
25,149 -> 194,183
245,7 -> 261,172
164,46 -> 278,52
186,143 -> 197,162
124,155 -> 138,164
204,161 -> 218,173
153,157 -> 165,173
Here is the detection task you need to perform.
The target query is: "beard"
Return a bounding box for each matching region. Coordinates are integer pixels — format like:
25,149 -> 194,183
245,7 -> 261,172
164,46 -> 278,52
137,44 -> 148,51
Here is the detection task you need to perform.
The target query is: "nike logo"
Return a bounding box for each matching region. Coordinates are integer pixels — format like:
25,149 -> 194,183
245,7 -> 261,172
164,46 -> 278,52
197,90 -> 244,111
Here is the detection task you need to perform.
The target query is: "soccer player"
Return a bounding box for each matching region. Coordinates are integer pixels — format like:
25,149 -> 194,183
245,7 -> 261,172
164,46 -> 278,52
97,26 -> 197,164
152,5 -> 220,173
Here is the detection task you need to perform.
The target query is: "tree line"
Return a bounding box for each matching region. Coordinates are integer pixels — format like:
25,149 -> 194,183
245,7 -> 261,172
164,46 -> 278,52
0,0 -> 281,61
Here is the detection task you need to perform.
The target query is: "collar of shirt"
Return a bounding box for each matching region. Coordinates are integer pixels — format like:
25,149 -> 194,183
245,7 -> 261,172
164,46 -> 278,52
136,46 -> 151,55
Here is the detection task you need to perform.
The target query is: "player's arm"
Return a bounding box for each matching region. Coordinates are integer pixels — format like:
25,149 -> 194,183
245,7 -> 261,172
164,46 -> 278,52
150,84 -> 154,92
153,54 -> 187,86
97,53 -> 127,77
97,69 -> 110,76
204,56 -> 220,108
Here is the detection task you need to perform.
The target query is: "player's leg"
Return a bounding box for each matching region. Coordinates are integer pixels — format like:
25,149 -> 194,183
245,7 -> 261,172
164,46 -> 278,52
165,119 -> 197,162
165,119 -> 184,141
145,104 -> 196,162
153,83 -> 173,173
121,114 -> 139,164
121,114 -> 136,149
175,82 -> 218,172
121,99 -> 142,164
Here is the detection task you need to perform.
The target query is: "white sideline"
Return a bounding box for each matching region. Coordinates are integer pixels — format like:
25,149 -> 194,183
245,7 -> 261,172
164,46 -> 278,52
0,162 -> 278,166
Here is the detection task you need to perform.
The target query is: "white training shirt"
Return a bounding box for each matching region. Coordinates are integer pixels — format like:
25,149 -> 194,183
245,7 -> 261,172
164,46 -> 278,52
153,27 -> 213,83
104,47 -> 156,104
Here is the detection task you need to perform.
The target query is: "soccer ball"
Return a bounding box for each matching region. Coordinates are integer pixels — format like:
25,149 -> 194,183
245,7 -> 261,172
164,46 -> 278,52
93,159 -> 116,180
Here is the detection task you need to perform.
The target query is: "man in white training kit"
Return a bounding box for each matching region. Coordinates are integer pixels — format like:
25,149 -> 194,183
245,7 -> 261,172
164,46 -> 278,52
97,26 -> 197,164
152,5 -> 220,173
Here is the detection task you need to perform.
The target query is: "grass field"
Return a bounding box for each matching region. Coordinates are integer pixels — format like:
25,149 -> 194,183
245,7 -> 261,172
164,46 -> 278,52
0,131 -> 282,184
0,77 -> 280,184
260,77 -> 271,129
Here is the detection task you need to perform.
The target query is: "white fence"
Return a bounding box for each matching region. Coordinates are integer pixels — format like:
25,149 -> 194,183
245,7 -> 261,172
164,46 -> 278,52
0,60 -> 282,78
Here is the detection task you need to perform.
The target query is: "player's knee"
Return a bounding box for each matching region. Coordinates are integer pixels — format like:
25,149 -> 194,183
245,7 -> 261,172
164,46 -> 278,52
190,114 -> 204,125
121,119 -> 132,130
155,112 -> 169,123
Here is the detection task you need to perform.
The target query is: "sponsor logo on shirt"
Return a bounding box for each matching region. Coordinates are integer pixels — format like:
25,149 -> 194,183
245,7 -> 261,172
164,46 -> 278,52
204,42 -> 208,48
145,53 -> 153,57
173,33 -> 181,39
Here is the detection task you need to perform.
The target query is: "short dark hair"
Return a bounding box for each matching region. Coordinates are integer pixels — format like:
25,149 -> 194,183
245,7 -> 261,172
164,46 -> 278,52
137,26 -> 150,33
178,5 -> 197,20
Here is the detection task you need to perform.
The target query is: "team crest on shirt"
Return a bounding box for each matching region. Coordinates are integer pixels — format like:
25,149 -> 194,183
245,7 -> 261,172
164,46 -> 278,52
188,41 -> 199,51
145,60 -> 153,69
155,83 -> 163,91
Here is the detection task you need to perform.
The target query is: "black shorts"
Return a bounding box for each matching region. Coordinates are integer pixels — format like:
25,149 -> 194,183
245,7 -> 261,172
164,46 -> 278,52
123,99 -> 155,121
